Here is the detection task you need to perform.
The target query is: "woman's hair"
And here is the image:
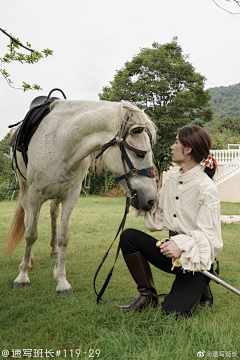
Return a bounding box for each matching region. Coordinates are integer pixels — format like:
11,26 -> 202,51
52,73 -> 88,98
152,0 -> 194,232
178,124 -> 216,179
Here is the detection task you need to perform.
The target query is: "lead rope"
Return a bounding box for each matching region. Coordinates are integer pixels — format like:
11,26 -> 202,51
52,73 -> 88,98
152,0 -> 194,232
93,122 -> 152,304
93,195 -> 131,304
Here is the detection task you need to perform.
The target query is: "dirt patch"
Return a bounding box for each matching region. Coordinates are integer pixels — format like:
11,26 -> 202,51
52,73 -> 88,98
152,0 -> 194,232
104,186 -> 125,197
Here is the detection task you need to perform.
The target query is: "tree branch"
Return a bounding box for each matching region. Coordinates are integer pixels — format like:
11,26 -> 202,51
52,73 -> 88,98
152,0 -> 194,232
212,0 -> 240,14
0,68 -> 23,90
233,0 -> 240,7
0,28 -> 52,91
0,28 -> 35,52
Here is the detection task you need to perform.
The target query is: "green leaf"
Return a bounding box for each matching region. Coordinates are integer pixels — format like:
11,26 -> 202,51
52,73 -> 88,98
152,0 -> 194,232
1,30 -> 53,91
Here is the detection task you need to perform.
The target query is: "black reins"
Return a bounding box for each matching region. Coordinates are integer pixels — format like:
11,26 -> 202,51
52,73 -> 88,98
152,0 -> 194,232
93,119 -> 155,304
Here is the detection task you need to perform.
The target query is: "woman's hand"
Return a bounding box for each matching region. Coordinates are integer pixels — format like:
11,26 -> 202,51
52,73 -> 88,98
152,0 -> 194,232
160,241 -> 183,259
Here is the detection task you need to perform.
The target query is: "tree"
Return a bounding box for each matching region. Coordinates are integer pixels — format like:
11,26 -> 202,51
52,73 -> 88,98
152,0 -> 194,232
99,39 -> 213,184
0,28 -> 53,91
0,132 -> 12,182
0,132 -> 20,201
204,115 -> 240,150
209,83 -> 240,119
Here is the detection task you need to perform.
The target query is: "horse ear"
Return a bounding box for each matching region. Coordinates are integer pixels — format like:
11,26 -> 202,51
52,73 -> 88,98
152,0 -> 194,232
129,125 -> 146,135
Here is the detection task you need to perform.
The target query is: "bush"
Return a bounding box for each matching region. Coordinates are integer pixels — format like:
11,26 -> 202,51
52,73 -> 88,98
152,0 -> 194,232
0,180 -> 19,201
89,170 -> 118,195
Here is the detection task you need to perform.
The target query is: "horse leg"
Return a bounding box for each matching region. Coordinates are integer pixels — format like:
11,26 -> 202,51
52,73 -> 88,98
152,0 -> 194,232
20,191 -> 34,266
53,185 -> 81,294
13,190 -> 43,288
50,198 -> 60,258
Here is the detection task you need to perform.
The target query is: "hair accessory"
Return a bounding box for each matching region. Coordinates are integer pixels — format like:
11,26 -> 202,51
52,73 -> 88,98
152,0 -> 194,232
203,153 -> 218,171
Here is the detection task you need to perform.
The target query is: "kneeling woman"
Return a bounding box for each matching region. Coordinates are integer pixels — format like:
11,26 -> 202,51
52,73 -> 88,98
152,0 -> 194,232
118,125 -> 223,317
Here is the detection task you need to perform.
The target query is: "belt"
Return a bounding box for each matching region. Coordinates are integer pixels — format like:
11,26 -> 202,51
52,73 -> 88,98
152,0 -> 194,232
169,230 -> 178,237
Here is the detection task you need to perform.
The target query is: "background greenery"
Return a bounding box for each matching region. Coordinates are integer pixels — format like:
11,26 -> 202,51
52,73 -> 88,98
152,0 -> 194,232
205,83 -> 240,149
209,83 -> 240,119
0,196 -> 239,360
1,75 -> 240,196
99,38 -> 213,182
1,38 -> 240,195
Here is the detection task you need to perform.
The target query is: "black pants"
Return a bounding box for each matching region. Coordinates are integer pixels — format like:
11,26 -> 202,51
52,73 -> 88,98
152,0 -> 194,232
120,228 -> 210,316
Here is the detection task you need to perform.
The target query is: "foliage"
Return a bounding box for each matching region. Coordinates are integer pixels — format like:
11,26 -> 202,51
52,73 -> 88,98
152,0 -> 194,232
209,83 -> 240,119
0,132 -> 19,200
205,91 -> 240,150
205,115 -> 240,149
0,197 -> 240,359
0,28 -> 53,91
99,38 -> 213,179
0,180 -> 19,201
89,169 -> 117,195
0,132 -> 12,183
214,116 -> 240,133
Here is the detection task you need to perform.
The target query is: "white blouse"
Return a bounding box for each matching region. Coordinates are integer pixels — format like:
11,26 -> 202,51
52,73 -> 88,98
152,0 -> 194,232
139,164 -> 223,272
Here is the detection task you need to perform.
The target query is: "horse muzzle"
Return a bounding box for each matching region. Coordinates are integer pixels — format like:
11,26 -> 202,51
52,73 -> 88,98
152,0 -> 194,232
128,189 -> 156,211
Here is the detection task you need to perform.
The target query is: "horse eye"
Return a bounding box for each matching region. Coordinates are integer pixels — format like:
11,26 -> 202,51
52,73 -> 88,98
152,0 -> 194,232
137,154 -> 145,159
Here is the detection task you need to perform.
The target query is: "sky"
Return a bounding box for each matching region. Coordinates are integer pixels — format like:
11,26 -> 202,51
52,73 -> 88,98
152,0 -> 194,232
0,0 -> 240,140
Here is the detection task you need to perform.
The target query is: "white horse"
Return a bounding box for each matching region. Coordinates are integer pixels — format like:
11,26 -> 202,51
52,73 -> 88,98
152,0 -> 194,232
4,100 -> 157,294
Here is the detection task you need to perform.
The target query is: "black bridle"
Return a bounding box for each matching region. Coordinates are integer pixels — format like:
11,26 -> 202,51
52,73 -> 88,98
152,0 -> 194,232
95,119 -> 155,195
94,119 -> 155,303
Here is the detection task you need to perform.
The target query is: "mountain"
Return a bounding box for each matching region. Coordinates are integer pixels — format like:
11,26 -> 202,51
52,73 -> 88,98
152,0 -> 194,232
208,83 -> 240,118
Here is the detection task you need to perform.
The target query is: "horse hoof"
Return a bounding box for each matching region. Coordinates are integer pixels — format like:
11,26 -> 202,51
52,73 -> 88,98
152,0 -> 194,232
57,288 -> 73,295
50,252 -> 58,258
12,282 -> 30,289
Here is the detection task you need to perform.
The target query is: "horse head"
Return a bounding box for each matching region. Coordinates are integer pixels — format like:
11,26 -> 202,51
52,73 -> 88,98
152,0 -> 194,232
102,124 -> 157,211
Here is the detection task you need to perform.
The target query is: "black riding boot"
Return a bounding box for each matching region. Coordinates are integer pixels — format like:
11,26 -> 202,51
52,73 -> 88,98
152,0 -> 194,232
118,251 -> 158,312
200,285 -> 213,306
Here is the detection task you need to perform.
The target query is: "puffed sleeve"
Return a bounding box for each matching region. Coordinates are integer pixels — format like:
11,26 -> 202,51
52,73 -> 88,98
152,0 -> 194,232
172,185 -> 223,272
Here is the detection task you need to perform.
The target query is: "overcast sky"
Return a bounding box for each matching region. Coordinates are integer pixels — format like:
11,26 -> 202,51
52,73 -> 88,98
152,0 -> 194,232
0,0 -> 240,140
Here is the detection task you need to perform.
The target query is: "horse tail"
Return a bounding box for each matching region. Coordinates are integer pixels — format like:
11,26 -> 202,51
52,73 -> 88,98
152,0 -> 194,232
3,170 -> 26,255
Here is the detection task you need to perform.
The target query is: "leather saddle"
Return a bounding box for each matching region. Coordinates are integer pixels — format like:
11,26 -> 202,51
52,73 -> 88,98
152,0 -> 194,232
9,88 -> 67,179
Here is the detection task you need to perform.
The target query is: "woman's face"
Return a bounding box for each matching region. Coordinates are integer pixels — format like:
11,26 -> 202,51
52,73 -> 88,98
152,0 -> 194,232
170,135 -> 190,164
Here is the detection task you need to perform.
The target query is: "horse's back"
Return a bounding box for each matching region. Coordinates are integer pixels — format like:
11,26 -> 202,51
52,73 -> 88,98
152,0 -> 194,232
25,100 -> 119,196
49,99 -> 120,120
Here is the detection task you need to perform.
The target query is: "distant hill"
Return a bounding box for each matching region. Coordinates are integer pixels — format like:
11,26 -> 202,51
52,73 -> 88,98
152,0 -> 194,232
208,83 -> 240,118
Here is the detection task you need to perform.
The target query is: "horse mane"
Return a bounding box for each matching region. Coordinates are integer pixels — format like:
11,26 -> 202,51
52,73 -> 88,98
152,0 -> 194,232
117,102 -> 157,142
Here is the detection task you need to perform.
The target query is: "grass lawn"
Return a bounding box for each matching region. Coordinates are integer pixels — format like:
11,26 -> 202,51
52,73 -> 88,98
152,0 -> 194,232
0,196 -> 240,360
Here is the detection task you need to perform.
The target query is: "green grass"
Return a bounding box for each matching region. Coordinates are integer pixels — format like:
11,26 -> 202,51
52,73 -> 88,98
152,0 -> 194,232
221,202 -> 240,215
0,197 -> 240,360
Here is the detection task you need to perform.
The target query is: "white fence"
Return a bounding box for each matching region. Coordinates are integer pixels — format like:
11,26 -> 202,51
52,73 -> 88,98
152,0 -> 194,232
212,149 -> 240,164
211,147 -> 240,186
214,157 -> 240,186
